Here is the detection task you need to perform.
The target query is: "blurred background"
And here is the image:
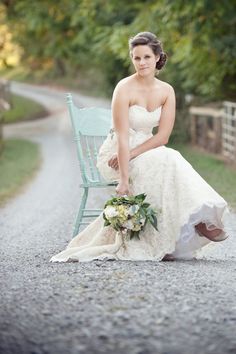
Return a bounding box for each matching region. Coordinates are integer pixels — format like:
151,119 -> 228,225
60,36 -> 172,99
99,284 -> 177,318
1,0 -> 236,98
0,0 -> 236,207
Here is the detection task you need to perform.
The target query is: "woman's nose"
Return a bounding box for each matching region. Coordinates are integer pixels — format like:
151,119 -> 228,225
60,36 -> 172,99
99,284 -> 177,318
140,58 -> 145,65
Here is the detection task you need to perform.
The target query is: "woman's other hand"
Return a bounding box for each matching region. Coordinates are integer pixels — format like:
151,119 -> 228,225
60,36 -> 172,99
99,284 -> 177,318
116,181 -> 129,196
108,152 -> 134,170
108,154 -> 119,170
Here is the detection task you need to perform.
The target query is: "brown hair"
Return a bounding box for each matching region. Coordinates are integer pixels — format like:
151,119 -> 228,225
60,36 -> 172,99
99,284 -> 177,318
129,31 -> 167,70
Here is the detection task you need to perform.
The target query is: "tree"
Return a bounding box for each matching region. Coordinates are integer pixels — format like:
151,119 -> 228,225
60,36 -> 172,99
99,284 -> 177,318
2,0 -> 236,99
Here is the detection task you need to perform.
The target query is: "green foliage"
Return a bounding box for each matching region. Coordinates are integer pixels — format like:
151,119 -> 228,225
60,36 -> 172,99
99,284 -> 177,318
0,138 -> 41,205
161,1 -> 236,99
104,193 -> 147,207
3,0 -> 236,98
103,193 -> 158,240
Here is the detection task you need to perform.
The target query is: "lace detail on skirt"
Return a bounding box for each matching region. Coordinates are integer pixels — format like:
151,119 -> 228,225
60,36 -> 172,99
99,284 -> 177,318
50,144 -> 230,263
50,106 -> 231,263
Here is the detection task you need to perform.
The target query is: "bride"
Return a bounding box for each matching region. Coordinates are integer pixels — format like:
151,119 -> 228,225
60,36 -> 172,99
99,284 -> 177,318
50,31 -> 230,263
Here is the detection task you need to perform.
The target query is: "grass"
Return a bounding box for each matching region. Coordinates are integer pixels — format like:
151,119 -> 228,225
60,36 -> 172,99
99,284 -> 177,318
0,139 -> 41,206
170,143 -> 236,211
3,93 -> 48,124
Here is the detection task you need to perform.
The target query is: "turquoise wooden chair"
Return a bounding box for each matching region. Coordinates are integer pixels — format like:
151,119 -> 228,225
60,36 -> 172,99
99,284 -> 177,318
66,93 -> 117,237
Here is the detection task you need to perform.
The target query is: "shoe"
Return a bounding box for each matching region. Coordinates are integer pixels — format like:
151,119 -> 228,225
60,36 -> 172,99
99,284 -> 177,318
195,226 -> 228,242
162,254 -> 175,261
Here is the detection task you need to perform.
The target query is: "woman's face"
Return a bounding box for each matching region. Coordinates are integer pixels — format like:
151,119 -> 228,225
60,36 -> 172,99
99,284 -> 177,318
130,45 -> 159,76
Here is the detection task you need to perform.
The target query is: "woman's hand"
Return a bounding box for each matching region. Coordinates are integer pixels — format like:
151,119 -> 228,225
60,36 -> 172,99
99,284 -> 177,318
116,181 -> 130,196
108,153 -> 119,170
108,152 -> 134,170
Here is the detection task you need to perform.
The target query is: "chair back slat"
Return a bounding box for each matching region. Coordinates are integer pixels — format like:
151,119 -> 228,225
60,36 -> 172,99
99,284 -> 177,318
85,135 -> 96,181
66,93 -> 112,184
93,136 -> 101,181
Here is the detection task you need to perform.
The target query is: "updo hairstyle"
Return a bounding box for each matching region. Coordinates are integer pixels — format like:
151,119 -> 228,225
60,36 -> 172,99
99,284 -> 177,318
129,31 -> 167,70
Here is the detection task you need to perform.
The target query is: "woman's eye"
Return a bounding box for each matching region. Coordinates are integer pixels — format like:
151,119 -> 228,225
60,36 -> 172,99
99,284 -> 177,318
133,56 -> 151,60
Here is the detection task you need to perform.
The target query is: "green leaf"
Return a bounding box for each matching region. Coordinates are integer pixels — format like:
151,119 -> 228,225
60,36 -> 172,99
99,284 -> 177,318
152,215 -> 158,231
104,219 -> 110,227
142,202 -> 150,208
130,230 -> 140,240
139,208 -> 146,218
135,193 -> 146,202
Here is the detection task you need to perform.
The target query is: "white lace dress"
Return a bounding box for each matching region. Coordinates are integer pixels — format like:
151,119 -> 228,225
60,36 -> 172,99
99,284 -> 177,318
50,105 -> 230,262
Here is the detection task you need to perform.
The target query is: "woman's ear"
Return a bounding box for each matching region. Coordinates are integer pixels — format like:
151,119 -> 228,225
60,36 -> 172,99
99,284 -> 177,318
156,56 -> 160,62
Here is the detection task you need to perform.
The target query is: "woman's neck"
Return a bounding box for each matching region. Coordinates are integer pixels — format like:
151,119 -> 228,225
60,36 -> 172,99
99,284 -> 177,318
135,72 -> 157,87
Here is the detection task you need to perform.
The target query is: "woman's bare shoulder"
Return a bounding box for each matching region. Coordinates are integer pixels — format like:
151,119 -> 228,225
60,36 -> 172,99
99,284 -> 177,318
113,75 -> 136,94
156,78 -> 175,93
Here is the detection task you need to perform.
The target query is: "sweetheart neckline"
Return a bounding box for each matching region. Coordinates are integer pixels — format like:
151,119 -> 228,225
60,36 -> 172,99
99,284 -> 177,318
129,104 -> 162,113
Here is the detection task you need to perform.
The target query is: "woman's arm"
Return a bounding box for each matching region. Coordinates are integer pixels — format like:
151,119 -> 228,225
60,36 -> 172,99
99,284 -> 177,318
130,85 -> 176,160
109,83 -> 130,195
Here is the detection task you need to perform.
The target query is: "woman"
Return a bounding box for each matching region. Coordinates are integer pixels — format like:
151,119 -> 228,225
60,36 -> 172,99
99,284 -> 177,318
50,31 -> 230,263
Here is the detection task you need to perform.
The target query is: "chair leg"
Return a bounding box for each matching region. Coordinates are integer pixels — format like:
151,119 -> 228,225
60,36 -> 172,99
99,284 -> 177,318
73,187 -> 88,237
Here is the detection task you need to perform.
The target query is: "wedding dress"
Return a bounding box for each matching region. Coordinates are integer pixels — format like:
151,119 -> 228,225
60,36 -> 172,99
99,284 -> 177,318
50,104 -> 230,262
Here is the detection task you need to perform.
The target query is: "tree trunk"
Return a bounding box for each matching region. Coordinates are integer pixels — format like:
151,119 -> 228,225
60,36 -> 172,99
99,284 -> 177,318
55,58 -> 66,76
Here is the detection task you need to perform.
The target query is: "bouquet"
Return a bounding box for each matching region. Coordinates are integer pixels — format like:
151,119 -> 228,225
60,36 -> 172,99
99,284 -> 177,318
103,193 -> 158,240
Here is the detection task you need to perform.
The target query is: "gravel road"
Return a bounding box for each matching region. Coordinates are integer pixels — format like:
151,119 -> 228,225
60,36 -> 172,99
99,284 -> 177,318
1,82 -> 236,354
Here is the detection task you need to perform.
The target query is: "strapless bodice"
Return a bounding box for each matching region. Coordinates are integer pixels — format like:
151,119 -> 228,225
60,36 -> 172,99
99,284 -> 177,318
98,104 -> 163,181
128,105 -> 162,134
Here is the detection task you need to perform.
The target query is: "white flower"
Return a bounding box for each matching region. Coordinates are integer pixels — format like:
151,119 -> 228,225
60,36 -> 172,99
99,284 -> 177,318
104,206 -> 119,218
133,224 -> 142,231
128,205 -> 139,216
140,218 -> 145,226
122,220 -> 135,230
